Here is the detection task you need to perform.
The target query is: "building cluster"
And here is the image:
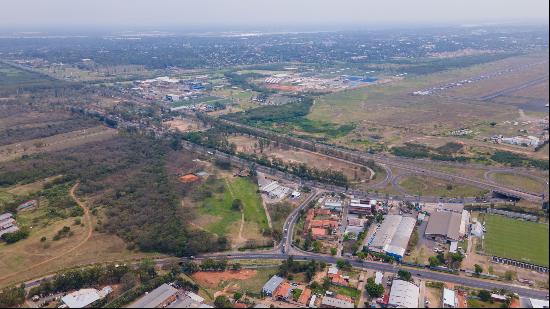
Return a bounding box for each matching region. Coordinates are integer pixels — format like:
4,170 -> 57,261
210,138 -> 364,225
0,213 -> 19,239
367,215 -> 416,261
304,208 -> 340,241
492,135 -> 544,148
260,180 -> 291,200
258,71 -> 379,93
130,283 -> 211,308
131,75 -> 210,102
261,266 -> 359,308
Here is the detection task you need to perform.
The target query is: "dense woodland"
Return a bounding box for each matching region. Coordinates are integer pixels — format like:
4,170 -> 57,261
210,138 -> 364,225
0,134 -> 228,256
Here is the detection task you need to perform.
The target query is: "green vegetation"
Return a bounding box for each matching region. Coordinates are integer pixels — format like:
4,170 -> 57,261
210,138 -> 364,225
221,97 -> 355,139
484,214 -> 549,266
491,151 -> 549,170
366,277 -> 384,297
0,285 -> 25,308
331,285 -> 361,299
391,142 -> 469,163
0,135 -> 228,256
0,62 -> 62,92
198,177 -> 268,237
398,175 -> 488,198
489,172 -> 546,193
1,228 -> 30,244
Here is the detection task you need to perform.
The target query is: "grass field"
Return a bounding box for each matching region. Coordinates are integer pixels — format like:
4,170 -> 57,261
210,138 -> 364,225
0,192 -> 161,288
199,177 -> 269,237
0,62 -> 59,90
489,172 -> 547,193
484,214 -> 549,266
397,175 -> 489,198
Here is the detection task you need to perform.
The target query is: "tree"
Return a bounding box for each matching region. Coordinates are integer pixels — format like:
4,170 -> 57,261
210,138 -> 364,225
330,248 -> 337,256
231,263 -> 242,271
181,261 -> 199,274
336,260 -> 352,271
397,270 -> 412,281
214,296 -> 232,308
504,270 -> 515,281
231,199 -> 243,211
312,241 -> 322,252
0,285 -> 25,308
474,264 -> 483,276
366,278 -> 385,298
478,290 -> 491,302
234,292 -> 243,301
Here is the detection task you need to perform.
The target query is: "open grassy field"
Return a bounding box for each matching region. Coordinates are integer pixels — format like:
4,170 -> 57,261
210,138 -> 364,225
0,125 -> 117,162
484,214 -> 549,266
306,52 -> 549,156
0,188 -> 162,288
0,62 -> 60,91
489,172 -> 547,193
397,175 -> 489,198
198,177 -> 269,242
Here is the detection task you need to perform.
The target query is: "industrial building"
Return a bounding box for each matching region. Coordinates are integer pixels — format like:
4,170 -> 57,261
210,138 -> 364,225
425,210 -> 469,242
521,297 -> 550,308
129,284 -> 178,308
0,213 -> 19,238
348,199 -> 375,215
443,288 -> 457,308
260,181 -> 290,199
368,215 -> 416,260
61,287 -> 112,308
388,280 -> 420,308
262,275 -> 284,296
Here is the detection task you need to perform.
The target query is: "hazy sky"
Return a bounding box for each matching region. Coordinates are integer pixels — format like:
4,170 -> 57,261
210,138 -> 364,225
1,0 -> 548,30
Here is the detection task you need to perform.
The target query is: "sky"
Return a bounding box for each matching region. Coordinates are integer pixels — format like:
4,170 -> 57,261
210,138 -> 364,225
0,0 -> 548,31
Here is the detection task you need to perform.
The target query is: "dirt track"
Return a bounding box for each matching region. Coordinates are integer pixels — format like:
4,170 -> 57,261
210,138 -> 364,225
0,182 -> 93,282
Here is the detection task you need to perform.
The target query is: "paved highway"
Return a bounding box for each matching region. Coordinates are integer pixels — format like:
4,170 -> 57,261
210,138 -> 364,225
195,252 -> 548,299
213,118 -> 545,202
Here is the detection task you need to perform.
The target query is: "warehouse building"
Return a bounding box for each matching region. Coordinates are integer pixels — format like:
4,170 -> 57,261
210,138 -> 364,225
348,199 -> 375,215
425,210 -> 469,242
388,280 -> 420,308
443,288 -> 457,308
61,287 -> 112,308
368,215 -> 416,260
129,284 -> 178,308
262,275 -> 284,296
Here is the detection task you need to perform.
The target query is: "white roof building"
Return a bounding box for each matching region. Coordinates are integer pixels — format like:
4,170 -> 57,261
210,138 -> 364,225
443,288 -> 456,308
388,280 -> 420,308
61,287 -> 111,308
375,272 -> 383,285
370,215 -> 416,259
525,297 -> 550,308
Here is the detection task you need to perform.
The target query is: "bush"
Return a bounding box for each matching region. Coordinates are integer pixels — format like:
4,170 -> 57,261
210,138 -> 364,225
1,229 -> 30,244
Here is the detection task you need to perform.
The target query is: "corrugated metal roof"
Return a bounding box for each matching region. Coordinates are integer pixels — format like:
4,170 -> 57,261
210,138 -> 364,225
425,211 -> 462,240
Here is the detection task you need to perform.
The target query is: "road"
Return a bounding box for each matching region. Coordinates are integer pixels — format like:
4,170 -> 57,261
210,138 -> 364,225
213,118 -> 545,202
195,252 -> 548,299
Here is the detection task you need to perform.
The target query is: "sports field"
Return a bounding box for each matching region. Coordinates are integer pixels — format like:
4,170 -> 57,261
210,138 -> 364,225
484,214 -> 549,266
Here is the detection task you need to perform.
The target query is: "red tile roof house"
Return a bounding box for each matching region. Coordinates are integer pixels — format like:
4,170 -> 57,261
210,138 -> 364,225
298,288 -> 312,305
273,282 -> 292,301
329,274 -> 349,287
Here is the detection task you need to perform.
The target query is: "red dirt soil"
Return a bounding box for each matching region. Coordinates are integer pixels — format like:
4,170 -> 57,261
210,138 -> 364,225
191,269 -> 258,288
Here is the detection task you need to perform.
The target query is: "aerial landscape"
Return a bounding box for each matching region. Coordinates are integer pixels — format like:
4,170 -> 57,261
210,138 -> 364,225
0,0 -> 548,308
